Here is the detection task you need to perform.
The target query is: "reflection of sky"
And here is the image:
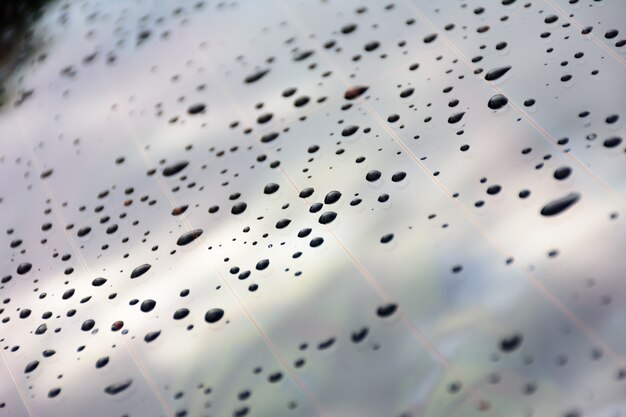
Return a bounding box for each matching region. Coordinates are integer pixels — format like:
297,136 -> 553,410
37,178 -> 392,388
0,0 -> 625,416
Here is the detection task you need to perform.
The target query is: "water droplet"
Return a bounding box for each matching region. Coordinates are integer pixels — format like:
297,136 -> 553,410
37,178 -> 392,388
144,331 -> 161,343
264,183 -> 280,194
17,263 -> 32,275
24,360 -> 39,373
205,308 -> 224,323
130,264 -> 151,279
177,229 -> 203,246
162,161 -> 189,177
603,137 -> 622,148
351,327 -> 369,343
366,170 -> 382,182
324,191 -> 342,204
244,69 -> 269,84
231,202 -> 247,215
172,205 -> 188,215
104,379 -> 133,395
81,319 -> 95,331
500,334 -> 523,352
487,94 -> 509,110
96,356 -> 109,368
256,259 -> 270,270
173,308 -> 190,320
318,211 -> 337,224
485,66 -> 512,81
380,233 -> 394,244
341,125 -> 359,137
344,86 -> 368,100
553,166 -> 572,181
376,303 -> 398,317
448,112 -> 465,124
187,103 -> 206,115
141,299 -> 156,312
540,192 -> 581,216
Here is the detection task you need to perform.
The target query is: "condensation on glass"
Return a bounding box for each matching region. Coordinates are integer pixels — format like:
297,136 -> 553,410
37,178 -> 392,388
0,0 -> 625,416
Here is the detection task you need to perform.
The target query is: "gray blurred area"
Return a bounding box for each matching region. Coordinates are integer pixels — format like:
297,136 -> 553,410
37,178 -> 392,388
0,1 -> 625,417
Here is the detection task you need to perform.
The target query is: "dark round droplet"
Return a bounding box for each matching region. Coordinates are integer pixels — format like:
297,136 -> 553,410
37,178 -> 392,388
48,387 -> 61,398
391,171 -> 406,182
231,202 -> 247,215
318,211 -> 337,224
257,113 -> 273,124
500,334 -> 523,352
487,185 -> 502,195
299,188 -> 314,198
276,219 -> 291,229
104,379 -> 133,395
400,88 -> 414,98
130,264 -> 151,279
264,183 -> 280,194
351,327 -> 369,343
144,331 -> 161,343
380,233 -> 394,244
364,41 -> 380,52
553,166 -> 572,180
260,132 -> 279,143
387,114 -> 400,123
177,229 -> 203,246
376,303 -> 398,318
448,112 -> 465,124
111,320 -> 124,331
366,170 -> 382,182
324,191 -> 342,204
485,65 -> 512,81
294,96 -> 310,107
163,161 -> 189,177
173,308 -> 189,320
96,356 -> 109,368
603,137 -> 622,148
17,263 -> 32,275
19,309 -> 31,319
92,277 -> 107,286
540,192 -> 581,216
40,169 -> 53,179
268,372 -> 283,383
205,308 -> 224,323
310,237 -> 324,247
487,94 -> 508,110
187,103 -> 206,115
256,259 -> 270,270
344,85 -> 369,100
423,33 -> 438,43
81,319 -> 95,331
141,299 -> 156,312
298,228 -> 312,238
341,125 -> 359,137
24,360 -> 39,373
77,227 -> 91,237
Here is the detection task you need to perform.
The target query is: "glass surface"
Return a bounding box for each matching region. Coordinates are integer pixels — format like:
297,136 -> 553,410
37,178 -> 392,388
0,1 -> 625,416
